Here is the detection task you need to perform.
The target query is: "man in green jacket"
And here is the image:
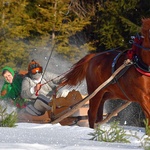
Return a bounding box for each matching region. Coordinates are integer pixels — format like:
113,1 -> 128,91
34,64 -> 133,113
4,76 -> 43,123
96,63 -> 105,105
0,66 -> 27,109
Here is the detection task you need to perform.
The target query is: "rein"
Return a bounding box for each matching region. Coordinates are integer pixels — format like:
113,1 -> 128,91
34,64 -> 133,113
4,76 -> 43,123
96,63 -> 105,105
35,70 -> 71,96
133,43 -> 150,51
129,35 -> 150,51
38,47 -> 122,92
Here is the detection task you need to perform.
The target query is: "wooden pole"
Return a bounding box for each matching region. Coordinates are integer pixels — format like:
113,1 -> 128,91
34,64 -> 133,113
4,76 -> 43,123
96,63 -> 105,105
96,101 -> 132,126
51,59 -> 133,124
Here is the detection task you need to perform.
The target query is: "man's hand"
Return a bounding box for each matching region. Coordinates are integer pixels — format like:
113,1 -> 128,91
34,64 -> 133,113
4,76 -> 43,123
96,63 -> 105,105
34,83 -> 42,93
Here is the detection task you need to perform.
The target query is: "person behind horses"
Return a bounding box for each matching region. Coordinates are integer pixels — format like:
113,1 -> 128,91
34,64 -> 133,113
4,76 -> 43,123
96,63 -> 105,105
0,66 -> 27,108
21,60 -> 62,116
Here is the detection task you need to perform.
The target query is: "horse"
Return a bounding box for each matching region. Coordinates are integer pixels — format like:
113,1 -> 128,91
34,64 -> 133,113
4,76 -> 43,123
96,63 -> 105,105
60,18 -> 150,128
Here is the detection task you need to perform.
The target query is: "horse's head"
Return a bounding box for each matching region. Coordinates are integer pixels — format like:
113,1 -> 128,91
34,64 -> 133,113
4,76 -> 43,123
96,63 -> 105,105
141,18 -> 150,48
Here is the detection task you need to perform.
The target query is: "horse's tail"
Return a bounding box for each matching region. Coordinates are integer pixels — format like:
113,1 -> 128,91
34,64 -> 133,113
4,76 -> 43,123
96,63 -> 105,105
61,53 -> 96,86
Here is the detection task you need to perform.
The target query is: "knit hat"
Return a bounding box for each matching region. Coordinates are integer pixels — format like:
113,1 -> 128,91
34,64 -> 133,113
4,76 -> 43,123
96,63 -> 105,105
28,60 -> 43,74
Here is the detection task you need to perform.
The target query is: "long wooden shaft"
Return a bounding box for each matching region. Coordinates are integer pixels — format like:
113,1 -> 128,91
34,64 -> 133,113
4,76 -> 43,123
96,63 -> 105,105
51,59 -> 132,124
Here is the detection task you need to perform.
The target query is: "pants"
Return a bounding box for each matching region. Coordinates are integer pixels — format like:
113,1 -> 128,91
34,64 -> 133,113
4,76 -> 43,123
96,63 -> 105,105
25,94 -> 52,116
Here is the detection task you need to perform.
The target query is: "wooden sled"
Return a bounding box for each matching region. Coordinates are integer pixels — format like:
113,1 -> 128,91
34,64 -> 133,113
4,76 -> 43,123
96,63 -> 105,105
18,90 -> 88,126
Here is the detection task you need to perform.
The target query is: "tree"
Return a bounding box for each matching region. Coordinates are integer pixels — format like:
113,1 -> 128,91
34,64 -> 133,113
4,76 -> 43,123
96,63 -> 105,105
79,0 -> 150,52
0,0 -> 31,69
0,0 -> 92,69
87,0 -> 142,51
25,0 -> 91,62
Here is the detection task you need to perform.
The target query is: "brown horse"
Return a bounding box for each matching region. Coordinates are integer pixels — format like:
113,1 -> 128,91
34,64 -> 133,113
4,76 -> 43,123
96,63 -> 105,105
61,18 -> 150,128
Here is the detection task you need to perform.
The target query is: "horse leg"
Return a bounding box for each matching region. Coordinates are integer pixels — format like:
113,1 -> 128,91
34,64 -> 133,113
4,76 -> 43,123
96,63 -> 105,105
140,101 -> 150,126
95,92 -> 112,123
88,93 -> 104,128
95,100 -> 105,123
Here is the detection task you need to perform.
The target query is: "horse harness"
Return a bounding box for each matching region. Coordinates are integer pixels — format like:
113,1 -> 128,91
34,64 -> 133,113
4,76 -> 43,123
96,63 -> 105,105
112,35 -> 150,77
110,35 -> 150,100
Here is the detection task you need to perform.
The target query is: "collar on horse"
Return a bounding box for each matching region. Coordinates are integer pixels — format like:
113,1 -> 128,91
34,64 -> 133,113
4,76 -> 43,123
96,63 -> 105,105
112,34 -> 150,83
127,35 -> 150,76
110,34 -> 150,101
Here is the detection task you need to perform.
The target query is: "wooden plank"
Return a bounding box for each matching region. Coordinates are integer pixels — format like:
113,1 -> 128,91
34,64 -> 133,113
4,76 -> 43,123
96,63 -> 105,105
18,111 -> 51,123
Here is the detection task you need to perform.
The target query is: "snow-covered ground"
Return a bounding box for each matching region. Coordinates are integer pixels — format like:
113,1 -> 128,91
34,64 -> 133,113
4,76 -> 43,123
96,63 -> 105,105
0,122 -> 148,150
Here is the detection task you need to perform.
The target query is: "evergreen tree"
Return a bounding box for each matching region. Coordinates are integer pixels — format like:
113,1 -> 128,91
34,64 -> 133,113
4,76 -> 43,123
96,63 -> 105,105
82,0 -> 150,52
0,0 -> 30,69
25,0 -> 91,61
0,101 -> 17,127
0,0 -> 91,67
89,0 -> 141,51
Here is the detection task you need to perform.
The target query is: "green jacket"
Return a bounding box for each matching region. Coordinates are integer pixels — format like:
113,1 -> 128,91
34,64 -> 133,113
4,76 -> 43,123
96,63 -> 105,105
0,66 -> 27,108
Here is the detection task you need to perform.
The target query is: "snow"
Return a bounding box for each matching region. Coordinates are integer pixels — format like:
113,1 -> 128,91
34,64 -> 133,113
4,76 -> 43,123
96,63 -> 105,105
0,122 -> 147,150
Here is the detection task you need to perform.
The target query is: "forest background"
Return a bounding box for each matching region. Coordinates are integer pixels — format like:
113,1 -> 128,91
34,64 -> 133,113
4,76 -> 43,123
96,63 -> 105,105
0,0 -> 150,70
